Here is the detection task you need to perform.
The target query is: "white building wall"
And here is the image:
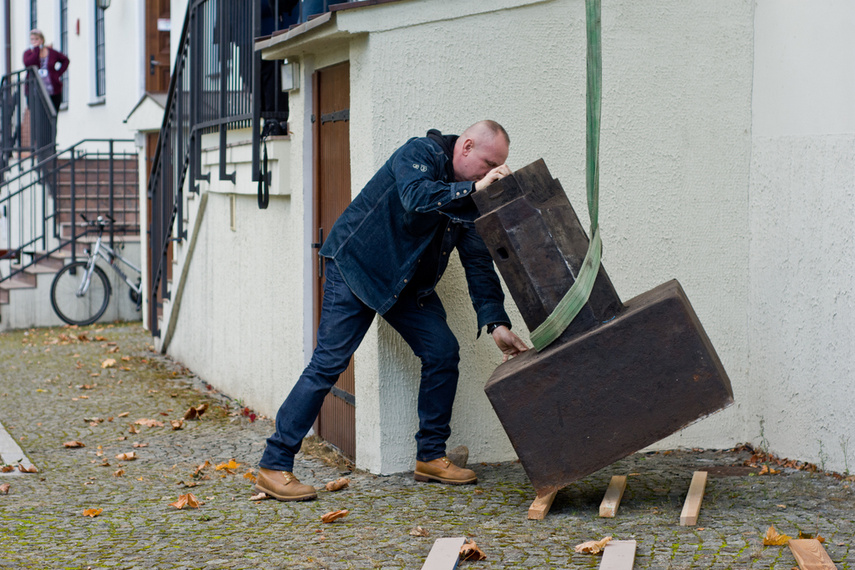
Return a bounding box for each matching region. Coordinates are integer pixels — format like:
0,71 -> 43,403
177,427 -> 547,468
338,0 -> 754,473
749,1 -> 855,473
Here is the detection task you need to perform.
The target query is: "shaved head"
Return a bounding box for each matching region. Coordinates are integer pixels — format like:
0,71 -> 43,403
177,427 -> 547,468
453,120 -> 510,183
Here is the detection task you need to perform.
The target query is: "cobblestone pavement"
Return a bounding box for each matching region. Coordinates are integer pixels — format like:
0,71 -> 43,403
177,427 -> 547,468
1,323 -> 854,569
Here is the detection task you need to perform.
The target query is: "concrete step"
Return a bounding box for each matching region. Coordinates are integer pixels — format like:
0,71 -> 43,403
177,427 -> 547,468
0,271 -> 37,290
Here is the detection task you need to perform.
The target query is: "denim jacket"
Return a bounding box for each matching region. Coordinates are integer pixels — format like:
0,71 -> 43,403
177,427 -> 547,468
319,132 -> 510,332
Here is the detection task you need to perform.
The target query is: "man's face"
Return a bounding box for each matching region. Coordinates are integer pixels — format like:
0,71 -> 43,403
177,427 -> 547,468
453,133 -> 509,183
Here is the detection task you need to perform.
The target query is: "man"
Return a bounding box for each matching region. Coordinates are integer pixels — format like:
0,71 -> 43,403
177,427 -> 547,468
256,120 -> 528,501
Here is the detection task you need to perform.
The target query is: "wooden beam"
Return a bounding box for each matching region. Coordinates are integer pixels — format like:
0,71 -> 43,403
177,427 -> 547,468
599,475 -> 627,518
528,490 -> 558,520
788,539 -> 838,570
599,540 -> 637,570
421,537 -> 466,570
679,470 -> 708,526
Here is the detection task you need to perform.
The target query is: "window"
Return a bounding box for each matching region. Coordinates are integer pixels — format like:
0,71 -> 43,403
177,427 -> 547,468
60,0 -> 69,105
29,0 -> 37,30
94,0 -> 106,97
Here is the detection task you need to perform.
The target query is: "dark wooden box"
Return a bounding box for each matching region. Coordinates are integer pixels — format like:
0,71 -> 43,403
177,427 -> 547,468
484,279 -> 734,495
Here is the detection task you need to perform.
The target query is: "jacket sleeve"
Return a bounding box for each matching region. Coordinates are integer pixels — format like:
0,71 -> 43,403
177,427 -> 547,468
392,139 -> 475,214
22,49 -> 38,68
456,223 -> 511,332
53,50 -> 70,76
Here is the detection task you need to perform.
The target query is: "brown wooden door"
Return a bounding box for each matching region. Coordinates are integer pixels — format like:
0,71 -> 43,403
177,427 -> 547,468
312,62 -> 355,460
145,0 -> 171,93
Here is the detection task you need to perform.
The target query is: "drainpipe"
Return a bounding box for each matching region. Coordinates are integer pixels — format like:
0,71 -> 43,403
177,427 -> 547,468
4,0 -> 11,76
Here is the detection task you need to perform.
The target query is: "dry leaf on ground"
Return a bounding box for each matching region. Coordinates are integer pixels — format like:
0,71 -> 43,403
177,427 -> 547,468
117,412 -> 129,418
63,441 -> 85,448
321,509 -> 349,523
249,492 -> 268,501
82,508 -> 103,517
0,483 -> 9,495
409,526 -> 429,537
763,525 -> 791,546
215,459 -> 241,471
101,358 -> 116,369
184,403 -> 209,420
132,442 -> 148,448
169,493 -> 201,509
113,469 -> 124,477
325,477 -> 350,492
170,419 -> 184,430
0,465 -> 13,473
115,452 -> 137,461
460,540 -> 487,561
243,471 -> 257,483
574,536 -> 613,555
193,460 -> 210,477
16,464 -> 37,473
134,418 -> 164,428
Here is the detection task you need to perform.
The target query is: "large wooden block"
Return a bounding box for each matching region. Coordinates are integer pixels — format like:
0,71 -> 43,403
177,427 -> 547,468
483,279 -> 733,495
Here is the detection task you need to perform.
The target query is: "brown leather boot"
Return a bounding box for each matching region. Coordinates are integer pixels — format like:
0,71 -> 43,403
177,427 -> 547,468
255,468 -> 317,501
414,456 -> 477,485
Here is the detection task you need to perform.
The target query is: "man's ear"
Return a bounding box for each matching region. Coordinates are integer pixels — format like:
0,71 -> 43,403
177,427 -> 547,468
461,138 -> 474,156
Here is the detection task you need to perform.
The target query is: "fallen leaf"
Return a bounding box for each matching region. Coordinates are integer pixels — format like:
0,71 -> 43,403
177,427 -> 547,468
184,403 -> 209,420
574,536 -> 613,555
249,492 -> 268,501
0,483 -> 9,494
215,459 -> 241,471
409,526 -> 429,537
321,509 -> 349,523
83,417 -> 104,424
115,452 -> 137,461
117,412 -> 129,418
82,508 -> 103,517
121,356 -> 131,362
325,477 -> 350,492
0,465 -> 13,473
763,525 -> 792,546
170,419 -> 184,430
178,480 -> 199,488
107,346 -> 120,353
63,441 -> 85,448
132,442 -> 148,448
170,493 -> 201,509
243,471 -> 257,483
134,418 -> 164,428
78,384 -> 96,390
113,469 -> 125,477
101,358 -> 116,368
94,336 -> 107,341
128,425 -> 139,434
193,460 -> 210,477
460,540 -> 487,561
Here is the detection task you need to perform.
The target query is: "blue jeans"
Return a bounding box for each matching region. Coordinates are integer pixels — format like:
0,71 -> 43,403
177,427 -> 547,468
260,261 -> 460,472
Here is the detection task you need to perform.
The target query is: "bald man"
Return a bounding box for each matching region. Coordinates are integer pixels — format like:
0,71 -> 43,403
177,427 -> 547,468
256,121 -> 528,501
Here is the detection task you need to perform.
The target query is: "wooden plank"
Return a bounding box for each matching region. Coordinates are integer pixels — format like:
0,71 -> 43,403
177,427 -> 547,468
788,539 -> 838,570
600,540 -> 637,570
679,470 -> 708,526
528,490 -> 558,520
599,475 -> 627,518
421,537 -> 466,570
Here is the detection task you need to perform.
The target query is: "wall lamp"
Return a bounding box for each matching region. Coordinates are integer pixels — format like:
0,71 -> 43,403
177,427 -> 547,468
280,59 -> 300,92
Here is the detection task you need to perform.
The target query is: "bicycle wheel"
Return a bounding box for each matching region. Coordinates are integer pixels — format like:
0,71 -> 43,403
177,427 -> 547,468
50,261 -> 112,326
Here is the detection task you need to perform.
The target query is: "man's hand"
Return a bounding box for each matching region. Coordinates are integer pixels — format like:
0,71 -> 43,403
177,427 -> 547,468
475,164 -> 512,192
490,325 -> 528,362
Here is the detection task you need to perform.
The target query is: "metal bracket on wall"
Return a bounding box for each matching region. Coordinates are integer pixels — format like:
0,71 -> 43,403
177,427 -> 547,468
321,109 -> 349,124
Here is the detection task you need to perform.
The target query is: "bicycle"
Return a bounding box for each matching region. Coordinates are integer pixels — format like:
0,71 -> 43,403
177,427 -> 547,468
50,214 -> 142,326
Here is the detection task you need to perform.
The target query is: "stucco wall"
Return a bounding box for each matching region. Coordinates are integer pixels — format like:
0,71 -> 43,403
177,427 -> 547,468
163,134 -> 308,429
340,0 -> 754,473
749,1 -> 855,473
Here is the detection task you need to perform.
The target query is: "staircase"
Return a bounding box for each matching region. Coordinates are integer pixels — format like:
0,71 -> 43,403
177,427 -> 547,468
0,139 -> 139,328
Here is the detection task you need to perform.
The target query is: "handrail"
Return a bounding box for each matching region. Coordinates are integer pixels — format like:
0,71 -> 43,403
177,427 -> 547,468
147,0 -> 291,337
0,66 -> 58,174
0,138 -> 137,282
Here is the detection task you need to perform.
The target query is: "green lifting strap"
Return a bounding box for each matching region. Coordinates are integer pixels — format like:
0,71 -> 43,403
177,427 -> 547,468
530,0 -> 603,352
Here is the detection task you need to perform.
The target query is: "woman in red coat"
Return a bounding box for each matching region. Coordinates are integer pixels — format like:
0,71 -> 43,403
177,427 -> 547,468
22,29 -> 70,112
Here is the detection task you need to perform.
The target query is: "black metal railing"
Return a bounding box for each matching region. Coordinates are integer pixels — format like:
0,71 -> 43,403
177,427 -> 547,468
0,67 -> 57,175
148,0 -> 297,337
0,139 -> 137,281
